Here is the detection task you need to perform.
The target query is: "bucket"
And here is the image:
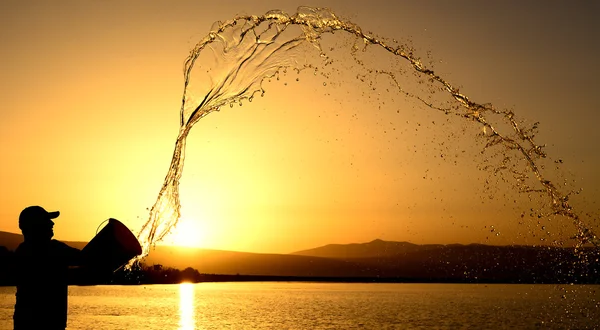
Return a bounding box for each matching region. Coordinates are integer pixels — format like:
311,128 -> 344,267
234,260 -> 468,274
81,218 -> 142,272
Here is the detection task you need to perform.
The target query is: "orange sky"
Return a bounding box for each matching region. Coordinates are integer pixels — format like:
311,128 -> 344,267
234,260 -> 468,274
1,1 -> 598,253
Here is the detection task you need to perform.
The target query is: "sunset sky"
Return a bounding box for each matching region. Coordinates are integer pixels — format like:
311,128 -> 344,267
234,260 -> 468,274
1,1 -> 598,253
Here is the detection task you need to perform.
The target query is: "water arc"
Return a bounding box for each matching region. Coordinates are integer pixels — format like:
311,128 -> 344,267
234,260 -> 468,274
134,6 -> 598,262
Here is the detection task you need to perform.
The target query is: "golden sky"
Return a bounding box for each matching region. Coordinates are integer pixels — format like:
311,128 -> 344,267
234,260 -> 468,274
1,0 -> 598,253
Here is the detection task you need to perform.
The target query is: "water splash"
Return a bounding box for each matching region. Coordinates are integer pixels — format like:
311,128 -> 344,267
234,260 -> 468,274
134,6 -> 598,261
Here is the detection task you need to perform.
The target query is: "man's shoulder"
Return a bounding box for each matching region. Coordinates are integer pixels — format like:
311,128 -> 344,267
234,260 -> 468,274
51,239 -> 80,252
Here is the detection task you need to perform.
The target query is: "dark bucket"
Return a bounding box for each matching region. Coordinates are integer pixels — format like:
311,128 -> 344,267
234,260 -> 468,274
81,218 -> 142,272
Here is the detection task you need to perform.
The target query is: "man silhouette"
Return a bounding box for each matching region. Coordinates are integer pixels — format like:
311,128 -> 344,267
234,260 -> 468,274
13,206 -> 80,330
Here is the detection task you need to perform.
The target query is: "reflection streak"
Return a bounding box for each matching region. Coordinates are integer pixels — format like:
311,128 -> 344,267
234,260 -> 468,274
179,282 -> 195,330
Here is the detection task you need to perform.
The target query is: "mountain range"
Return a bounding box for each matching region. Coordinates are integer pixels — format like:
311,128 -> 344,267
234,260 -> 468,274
1,231 -> 598,283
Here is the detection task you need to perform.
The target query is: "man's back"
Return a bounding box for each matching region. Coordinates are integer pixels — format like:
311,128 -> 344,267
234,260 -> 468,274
14,239 -> 79,330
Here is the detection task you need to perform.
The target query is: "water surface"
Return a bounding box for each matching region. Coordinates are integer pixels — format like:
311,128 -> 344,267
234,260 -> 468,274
1,283 -> 598,329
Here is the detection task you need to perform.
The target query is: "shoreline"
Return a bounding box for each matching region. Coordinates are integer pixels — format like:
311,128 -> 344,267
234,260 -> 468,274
3,274 -> 598,287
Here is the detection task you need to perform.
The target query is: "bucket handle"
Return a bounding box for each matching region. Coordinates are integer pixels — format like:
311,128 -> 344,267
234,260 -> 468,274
95,218 -> 111,235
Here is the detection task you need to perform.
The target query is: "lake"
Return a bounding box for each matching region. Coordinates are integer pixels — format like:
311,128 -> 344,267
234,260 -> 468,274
0,283 -> 598,329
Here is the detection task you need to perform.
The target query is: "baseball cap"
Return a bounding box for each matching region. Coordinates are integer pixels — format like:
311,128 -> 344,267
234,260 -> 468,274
18,206 -> 60,230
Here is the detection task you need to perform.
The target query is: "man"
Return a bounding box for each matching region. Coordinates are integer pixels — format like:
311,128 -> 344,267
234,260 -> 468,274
13,206 -> 80,330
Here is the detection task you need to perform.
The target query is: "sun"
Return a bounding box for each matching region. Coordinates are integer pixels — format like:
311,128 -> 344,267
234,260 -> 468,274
163,218 -> 207,248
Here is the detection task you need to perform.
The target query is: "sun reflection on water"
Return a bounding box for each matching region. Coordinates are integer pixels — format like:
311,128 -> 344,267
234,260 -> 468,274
179,282 -> 195,330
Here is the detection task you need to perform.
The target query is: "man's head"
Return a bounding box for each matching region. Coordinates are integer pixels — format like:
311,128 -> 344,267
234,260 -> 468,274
19,206 -> 59,241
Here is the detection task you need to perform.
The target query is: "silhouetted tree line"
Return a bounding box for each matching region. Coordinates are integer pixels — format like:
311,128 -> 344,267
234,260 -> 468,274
113,264 -> 204,285
0,248 -> 205,285
0,248 -> 254,285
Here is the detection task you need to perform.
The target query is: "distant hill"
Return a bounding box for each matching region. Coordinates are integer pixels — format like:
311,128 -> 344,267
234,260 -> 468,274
290,240 -> 599,283
0,231 -> 87,250
0,231 -> 369,277
144,246 -> 370,277
291,239 -> 441,258
0,231 -> 24,251
144,239 -> 599,283
1,232 -> 598,283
